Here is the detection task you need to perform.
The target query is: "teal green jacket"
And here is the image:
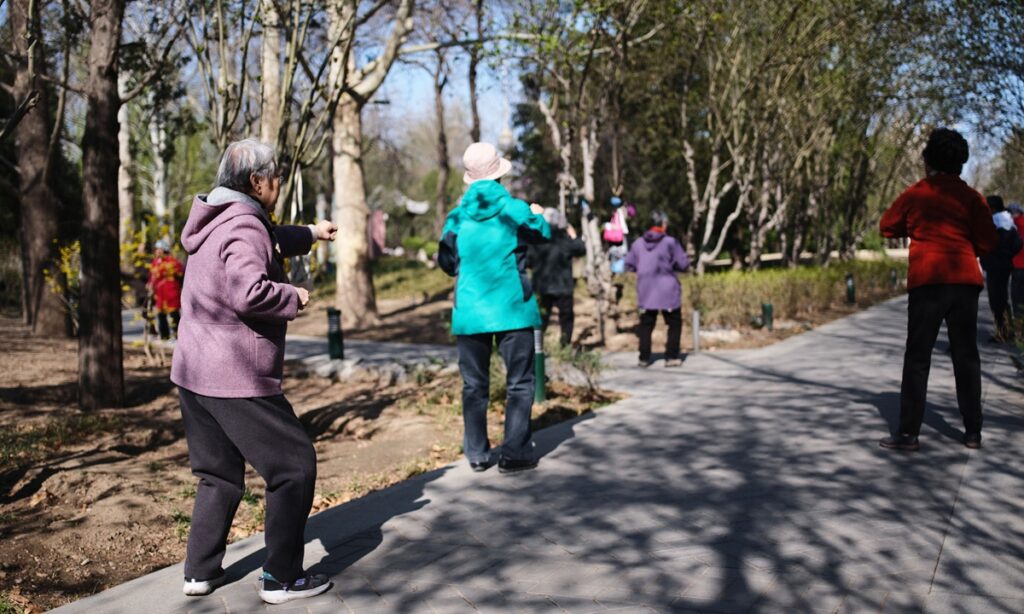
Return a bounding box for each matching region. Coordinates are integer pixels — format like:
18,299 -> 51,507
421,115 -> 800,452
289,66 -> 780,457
438,180 -> 551,335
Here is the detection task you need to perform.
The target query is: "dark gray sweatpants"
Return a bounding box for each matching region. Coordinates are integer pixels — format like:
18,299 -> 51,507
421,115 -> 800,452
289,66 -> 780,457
178,388 -> 316,583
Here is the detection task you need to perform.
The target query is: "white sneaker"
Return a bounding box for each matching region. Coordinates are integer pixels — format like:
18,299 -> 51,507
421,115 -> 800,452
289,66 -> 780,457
183,572 -> 226,596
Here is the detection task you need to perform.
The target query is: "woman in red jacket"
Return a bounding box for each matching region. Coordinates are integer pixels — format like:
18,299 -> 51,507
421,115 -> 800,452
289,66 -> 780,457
878,128 -> 998,451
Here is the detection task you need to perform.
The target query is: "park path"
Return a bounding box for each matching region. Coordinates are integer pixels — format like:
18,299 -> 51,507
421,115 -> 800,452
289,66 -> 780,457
60,296 -> 1024,613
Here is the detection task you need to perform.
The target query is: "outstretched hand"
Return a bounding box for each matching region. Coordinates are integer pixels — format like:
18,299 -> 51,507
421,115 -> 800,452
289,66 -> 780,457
295,286 -> 310,310
313,220 -> 338,241
529,203 -> 545,215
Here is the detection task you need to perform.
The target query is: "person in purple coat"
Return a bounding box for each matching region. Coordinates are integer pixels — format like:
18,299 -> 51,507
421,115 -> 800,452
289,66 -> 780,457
170,139 -> 337,605
625,210 -> 691,367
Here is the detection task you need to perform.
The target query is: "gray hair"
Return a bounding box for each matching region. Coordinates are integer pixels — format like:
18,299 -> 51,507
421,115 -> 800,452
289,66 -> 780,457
215,139 -> 278,193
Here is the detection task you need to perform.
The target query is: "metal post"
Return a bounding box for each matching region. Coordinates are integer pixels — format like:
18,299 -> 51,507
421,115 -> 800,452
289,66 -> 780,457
890,268 -> 898,289
846,273 -> 856,305
533,328 -> 546,402
761,302 -> 773,331
692,309 -> 700,353
327,308 -> 344,359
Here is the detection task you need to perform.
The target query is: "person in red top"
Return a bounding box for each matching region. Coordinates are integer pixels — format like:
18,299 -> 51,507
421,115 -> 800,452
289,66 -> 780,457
878,128 -> 998,452
148,239 -> 184,339
1009,203 -> 1024,314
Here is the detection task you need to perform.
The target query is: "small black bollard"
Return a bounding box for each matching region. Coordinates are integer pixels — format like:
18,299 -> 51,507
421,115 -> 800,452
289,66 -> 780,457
890,268 -> 898,289
327,308 -> 344,359
761,302 -> 774,331
846,273 -> 856,304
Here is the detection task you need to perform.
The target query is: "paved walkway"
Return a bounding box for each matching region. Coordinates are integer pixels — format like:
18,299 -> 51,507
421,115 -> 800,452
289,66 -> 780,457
63,297 -> 1024,613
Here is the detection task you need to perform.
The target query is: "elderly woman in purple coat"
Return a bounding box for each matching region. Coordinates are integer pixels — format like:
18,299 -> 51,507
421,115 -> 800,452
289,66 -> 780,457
170,139 -> 337,605
625,210 -> 691,367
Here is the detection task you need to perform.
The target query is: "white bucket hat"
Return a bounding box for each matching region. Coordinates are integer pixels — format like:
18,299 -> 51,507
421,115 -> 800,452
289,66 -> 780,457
462,142 -> 512,184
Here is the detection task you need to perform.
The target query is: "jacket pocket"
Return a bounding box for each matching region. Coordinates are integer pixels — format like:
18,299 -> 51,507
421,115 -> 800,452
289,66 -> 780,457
253,331 -> 286,382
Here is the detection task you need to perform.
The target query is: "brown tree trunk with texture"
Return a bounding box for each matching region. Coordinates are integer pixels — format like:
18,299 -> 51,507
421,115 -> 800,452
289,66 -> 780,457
11,0 -> 66,336
78,0 -> 126,410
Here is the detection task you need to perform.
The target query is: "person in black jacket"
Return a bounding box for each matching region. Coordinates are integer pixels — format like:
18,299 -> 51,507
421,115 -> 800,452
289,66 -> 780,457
980,195 -> 1023,342
529,208 -> 587,347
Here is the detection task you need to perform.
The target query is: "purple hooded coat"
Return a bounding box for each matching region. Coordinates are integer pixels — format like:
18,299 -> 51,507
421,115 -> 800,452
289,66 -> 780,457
624,230 -> 690,311
170,187 -> 313,398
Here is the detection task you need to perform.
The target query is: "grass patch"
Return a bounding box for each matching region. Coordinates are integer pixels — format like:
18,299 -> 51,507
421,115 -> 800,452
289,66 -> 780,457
0,591 -> 28,614
0,414 -> 121,469
171,510 -> 191,541
241,489 -> 260,506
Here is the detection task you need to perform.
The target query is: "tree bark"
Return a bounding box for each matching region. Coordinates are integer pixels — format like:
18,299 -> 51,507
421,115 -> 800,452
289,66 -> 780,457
79,0 -> 126,410
262,0 -> 285,219
148,98 -> 169,223
467,0 -> 484,142
433,50 -> 449,236
332,96 -> 378,327
11,0 -> 66,336
117,74 -> 133,255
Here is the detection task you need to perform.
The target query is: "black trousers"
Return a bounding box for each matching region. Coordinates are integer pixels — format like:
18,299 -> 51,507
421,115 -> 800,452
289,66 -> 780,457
638,308 -> 682,361
986,269 -> 1012,337
539,294 -> 574,346
178,388 -> 317,583
898,284 -> 983,437
158,310 -> 180,340
456,329 -> 535,462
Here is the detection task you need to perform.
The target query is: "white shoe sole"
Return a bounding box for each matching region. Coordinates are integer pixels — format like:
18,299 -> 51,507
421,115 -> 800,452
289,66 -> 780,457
183,574 -> 226,596
259,581 -> 332,605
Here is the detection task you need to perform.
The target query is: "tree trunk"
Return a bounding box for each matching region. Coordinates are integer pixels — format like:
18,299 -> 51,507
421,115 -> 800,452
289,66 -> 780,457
117,74 -> 133,256
79,0 -> 126,410
433,51 -> 449,236
332,96 -> 378,328
11,0 -> 66,336
262,0 -> 285,219
149,103 -> 169,223
467,0 -> 484,142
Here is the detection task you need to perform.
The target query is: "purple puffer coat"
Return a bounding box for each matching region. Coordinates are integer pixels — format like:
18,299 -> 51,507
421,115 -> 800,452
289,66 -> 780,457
170,187 -> 313,398
624,230 -> 690,311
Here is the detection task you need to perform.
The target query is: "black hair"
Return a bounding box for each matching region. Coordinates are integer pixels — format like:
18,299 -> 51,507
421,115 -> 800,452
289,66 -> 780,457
987,195 -> 1005,213
922,128 -> 969,175
649,210 -> 668,228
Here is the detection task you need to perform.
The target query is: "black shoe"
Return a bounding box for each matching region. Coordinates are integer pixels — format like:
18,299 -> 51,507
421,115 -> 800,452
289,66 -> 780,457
498,457 -> 538,474
879,434 -> 920,451
963,432 -> 982,449
469,460 -> 493,472
259,572 -> 332,605
183,571 -> 226,596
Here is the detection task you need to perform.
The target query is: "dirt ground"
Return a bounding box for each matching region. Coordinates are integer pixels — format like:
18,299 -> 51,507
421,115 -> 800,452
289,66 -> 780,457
0,315 -> 615,612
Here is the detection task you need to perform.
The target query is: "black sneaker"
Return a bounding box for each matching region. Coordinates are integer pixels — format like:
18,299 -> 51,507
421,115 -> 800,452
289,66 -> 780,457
469,460 -> 493,472
259,572 -> 332,605
498,457 -> 538,474
963,432 -> 982,449
183,571 -> 226,596
879,434 -> 920,451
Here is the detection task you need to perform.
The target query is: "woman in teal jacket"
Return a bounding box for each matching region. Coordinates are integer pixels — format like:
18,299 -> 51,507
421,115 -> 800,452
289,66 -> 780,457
439,142 -> 551,474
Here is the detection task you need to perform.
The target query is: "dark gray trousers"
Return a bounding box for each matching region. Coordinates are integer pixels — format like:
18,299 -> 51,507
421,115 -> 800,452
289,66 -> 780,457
456,329 -> 536,463
178,388 -> 316,583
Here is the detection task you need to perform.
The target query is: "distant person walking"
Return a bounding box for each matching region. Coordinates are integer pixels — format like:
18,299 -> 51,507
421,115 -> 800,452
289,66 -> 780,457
171,139 -> 338,604
878,128 -> 997,452
1009,202 -> 1024,317
625,210 -> 690,367
979,195 -> 1022,341
439,142 -> 551,474
147,239 -> 183,339
529,208 -> 586,347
